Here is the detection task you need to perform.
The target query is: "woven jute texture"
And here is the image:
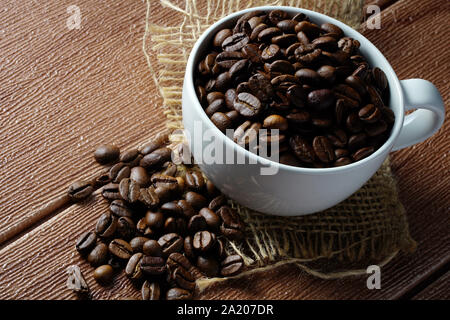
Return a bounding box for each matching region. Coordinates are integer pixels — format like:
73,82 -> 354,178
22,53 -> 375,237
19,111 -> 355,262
142,0 -> 416,287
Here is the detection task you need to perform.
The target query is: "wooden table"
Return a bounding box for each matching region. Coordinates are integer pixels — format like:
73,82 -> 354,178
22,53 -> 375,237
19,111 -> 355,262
0,0 -> 448,299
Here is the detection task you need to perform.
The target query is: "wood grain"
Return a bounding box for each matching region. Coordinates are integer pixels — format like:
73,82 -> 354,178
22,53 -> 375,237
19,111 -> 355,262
0,0 -> 448,299
412,271 -> 450,300
0,1 -> 166,244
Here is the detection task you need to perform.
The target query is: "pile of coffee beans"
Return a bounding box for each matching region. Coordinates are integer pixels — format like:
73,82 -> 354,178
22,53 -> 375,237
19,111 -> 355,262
195,9 -> 395,168
69,135 -> 245,300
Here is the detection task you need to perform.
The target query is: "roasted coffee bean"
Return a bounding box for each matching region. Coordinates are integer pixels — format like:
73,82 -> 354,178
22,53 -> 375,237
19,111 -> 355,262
109,239 -> 133,260
140,255 -> 166,275
234,92 -> 262,117
205,98 -> 225,117
130,166 -> 150,187
139,187 -> 159,208
177,200 -> 196,219
290,135 -> 316,163
287,110 -> 311,124
348,133 -> 368,151
338,37 -> 360,54
261,44 -> 281,61
367,85 -> 384,109
199,207 -> 221,229
93,265 -> 114,284
116,217 -> 135,240
307,89 -> 335,110
221,254 -> 244,276
96,212 -> 117,238
208,194 -> 227,211
222,33 -> 249,51
295,21 -> 321,37
140,147 -> 172,169
141,281 -> 160,300
145,211 -> 164,229
184,171 -> 204,191
185,191 -> 208,210
277,19 -> 298,33
151,174 -> 179,191
187,214 -> 207,234
372,67 -> 388,93
263,114 -> 288,130
311,116 -> 332,128
93,172 -> 111,188
164,216 -> 187,234
359,104 -> 381,123
139,134 -> 169,155
234,121 -> 261,146
161,201 -> 184,216
218,206 -> 244,241
213,29 -> 232,48
75,231 -> 97,255
109,162 -> 130,183
335,157 -> 352,167
286,85 -> 306,108
119,178 -> 140,203
120,149 -> 141,167
130,236 -> 150,253
166,288 -> 192,300
109,200 -> 133,218
184,235 -> 195,260
365,120 -> 388,137
87,242 -> 109,267
136,218 -> 154,238
352,146 -> 374,162
215,51 -> 243,69
317,65 -> 336,84
334,84 -> 361,104
294,44 -> 322,64
345,75 -> 367,96
193,231 -> 216,253
269,60 -> 294,75
321,23 -> 343,38
327,129 -> 348,148
158,233 -> 184,257
295,68 -> 320,86
210,112 -> 232,132
346,112 -> 364,133
381,106 -> 395,125
142,240 -> 163,256
107,256 -> 124,270
172,266 -> 195,291
125,253 -> 143,280
312,136 -> 335,163
68,181 -> 93,201
196,256 -> 219,277
94,144 -> 120,164
335,148 -> 349,159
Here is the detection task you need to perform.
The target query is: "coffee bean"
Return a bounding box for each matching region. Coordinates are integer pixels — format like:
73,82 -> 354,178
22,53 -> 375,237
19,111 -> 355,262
120,149 -> 141,166
140,147 -> 172,169
208,195 -> 227,211
213,29 -> 232,47
109,200 -> 133,218
119,178 -> 140,203
177,200 -> 196,219
75,231 -> 97,255
139,134 -> 169,155
185,171 -> 205,191
142,240 -> 162,256
217,206 -> 244,241
96,212 -> 117,238
312,136 -> 335,163
359,104 -> 381,123
172,266 -> 196,291
196,256 -> 219,277
161,201 -> 183,216
234,92 -> 262,117
222,33 -> 249,51
221,254 -> 244,276
145,210 -> 164,229
295,68 -> 320,86
125,253 -> 143,280
94,144 -> 120,165
263,114 -> 288,130
141,281 -> 160,300
130,166 -> 150,187
109,239 -> 133,260
93,172 -> 111,188
290,135 -> 316,163
166,288 -> 192,300
294,44 -> 322,64
139,187 -> 160,208
312,36 -> 337,51
372,67 -> 388,93
136,218 -> 154,238
193,231 -> 216,253
130,236 -> 150,253
199,207 -> 221,229
151,174 -> 179,191
68,181 -> 93,201
116,217 -> 135,240
352,146 -> 374,162
184,236 -> 195,260
307,89 -> 335,110
93,265 -> 114,284
365,120 -> 388,137
109,162 -> 130,183
248,73 -> 274,102
158,233 -> 184,257
188,215 -> 208,234
321,23 -> 343,38
295,21 -> 321,37
87,242 -> 108,267
140,255 -> 166,275
185,191 -> 208,209
101,183 -> 120,200
261,44 -> 281,62
346,112 -> 364,133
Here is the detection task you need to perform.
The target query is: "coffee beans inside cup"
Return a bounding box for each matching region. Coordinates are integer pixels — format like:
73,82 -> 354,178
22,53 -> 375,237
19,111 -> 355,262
195,9 -> 394,168
69,135 -> 246,300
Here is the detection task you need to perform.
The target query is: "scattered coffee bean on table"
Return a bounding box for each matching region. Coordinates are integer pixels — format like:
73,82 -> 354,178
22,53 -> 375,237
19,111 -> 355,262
70,135 -> 246,300
195,9 -> 394,168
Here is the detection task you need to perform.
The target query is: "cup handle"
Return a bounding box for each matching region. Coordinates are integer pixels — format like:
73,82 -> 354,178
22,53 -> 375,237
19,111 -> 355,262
392,79 -> 445,151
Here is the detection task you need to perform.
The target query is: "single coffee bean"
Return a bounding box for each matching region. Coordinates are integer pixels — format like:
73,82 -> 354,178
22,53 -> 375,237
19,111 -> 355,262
234,92 -> 262,117
177,200 -> 196,219
312,136 -> 335,163
143,239 -> 163,256
173,267 -> 196,291
295,21 -> 321,37
119,178 -> 140,203
164,215 -> 186,234
139,134 -> 169,155
109,199 -> 133,218
94,144 -> 120,164
217,206 -> 244,241
199,207 -> 221,229
93,172 -> 111,188
208,195 -> 227,211
108,239 -> 133,260
145,211 -> 164,229
372,67 -> 388,93
286,85 -> 306,108
139,187 -> 160,208
101,183 -> 121,200
141,281 -> 160,300
365,120 -> 388,137
295,68 -> 320,86
161,201 -> 184,216
345,75 -> 367,96
210,112 -> 232,132
130,166 -> 150,187
68,181 -> 93,201
158,233 -> 184,257
130,236 -> 150,253
334,148 -> 349,159
140,147 -> 172,169
307,89 -> 335,110
222,33 -> 249,51
109,162 -> 131,183
96,212 -> 117,238
193,231 -> 216,253
125,253 -> 143,280
166,288 -> 192,300
277,19 -> 298,33
312,36 -> 337,51
352,146 -> 374,162
116,216 -> 135,240
263,114 -> 288,130
334,157 -> 352,167
348,133 -> 368,151
75,231 -> 97,255
359,104 -> 381,123
290,135 -> 316,163
93,265 -> 114,284
213,29 -> 232,47
188,215 -> 208,234
196,256 -> 219,277
321,23 -> 343,38
119,149 -> 141,166
220,254 -> 244,276
261,44 -> 281,61
140,255 -> 166,275
185,191 -> 208,210
185,171 -> 205,191
317,65 -> 336,84
87,242 -> 108,267
346,112 -> 364,133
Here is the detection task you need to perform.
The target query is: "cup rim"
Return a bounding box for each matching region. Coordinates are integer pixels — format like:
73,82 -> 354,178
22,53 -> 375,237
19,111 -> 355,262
185,5 -> 404,174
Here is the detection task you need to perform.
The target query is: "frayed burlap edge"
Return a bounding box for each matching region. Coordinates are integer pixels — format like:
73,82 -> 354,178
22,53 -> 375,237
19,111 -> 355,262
142,0 -> 416,291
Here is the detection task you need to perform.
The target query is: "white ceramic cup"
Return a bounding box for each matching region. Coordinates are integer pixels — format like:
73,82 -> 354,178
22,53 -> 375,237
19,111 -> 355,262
182,6 -> 445,216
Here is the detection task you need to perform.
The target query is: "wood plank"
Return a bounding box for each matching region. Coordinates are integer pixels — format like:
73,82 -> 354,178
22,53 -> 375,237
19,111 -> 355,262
0,0 -> 448,300
412,270 -> 450,300
0,0 -> 166,244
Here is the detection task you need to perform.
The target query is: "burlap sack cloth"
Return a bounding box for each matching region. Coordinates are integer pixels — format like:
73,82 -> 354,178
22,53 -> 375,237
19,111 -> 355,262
142,0 -> 416,290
